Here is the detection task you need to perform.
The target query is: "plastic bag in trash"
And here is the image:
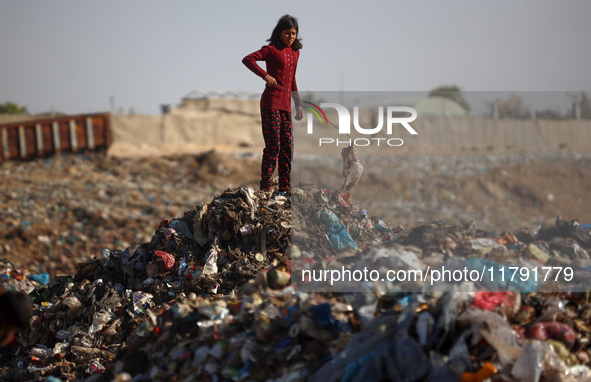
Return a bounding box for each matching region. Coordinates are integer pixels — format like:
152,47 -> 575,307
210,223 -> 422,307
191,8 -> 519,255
320,210 -> 340,227
329,223 -> 358,253
154,250 -> 175,270
347,336 -> 431,382
459,309 -> 521,366
511,340 -> 543,382
529,321 -> 576,349
347,309 -> 431,382
89,310 -> 116,336
169,219 -> 194,239
27,273 -> 50,285
473,291 -> 520,318
466,258 -> 542,292
203,246 -> 219,276
311,302 -> 341,333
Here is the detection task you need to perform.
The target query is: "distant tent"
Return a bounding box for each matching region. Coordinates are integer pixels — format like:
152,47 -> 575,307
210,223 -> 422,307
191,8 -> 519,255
412,96 -> 468,117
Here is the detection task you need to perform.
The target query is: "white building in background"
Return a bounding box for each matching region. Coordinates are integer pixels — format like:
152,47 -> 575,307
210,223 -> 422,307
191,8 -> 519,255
176,90 -> 261,117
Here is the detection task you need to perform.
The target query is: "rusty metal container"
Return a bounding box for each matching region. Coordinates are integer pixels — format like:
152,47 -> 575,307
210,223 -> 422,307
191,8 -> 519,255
0,112 -> 112,163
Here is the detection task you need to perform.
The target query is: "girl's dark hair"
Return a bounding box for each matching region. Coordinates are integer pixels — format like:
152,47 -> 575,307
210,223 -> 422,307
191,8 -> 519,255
267,14 -> 302,50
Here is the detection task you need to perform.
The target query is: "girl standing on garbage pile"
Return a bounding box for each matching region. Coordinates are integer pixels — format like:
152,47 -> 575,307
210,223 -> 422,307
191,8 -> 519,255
242,14 -> 304,194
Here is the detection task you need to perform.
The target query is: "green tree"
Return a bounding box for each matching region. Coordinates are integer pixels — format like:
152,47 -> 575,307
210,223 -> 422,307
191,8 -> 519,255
428,85 -> 471,112
0,102 -> 29,115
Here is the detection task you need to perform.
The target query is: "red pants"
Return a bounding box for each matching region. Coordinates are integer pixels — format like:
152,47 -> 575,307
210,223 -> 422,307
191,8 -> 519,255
260,109 -> 293,191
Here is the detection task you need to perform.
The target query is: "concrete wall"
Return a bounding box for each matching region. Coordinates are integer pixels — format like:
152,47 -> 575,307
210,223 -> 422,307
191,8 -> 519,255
293,110 -> 591,154
5,97 -> 590,154
112,109 -> 591,153
110,98 -> 264,147
383,116 -> 591,153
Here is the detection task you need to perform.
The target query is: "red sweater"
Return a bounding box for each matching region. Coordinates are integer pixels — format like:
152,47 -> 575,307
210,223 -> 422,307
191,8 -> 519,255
242,44 -> 301,112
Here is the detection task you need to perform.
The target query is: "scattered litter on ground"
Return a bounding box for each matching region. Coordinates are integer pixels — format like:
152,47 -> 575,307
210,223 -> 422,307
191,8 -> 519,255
1,178 -> 591,381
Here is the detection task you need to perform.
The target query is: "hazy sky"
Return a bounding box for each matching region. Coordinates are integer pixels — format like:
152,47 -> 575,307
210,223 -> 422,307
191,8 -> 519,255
1,1 -> 590,115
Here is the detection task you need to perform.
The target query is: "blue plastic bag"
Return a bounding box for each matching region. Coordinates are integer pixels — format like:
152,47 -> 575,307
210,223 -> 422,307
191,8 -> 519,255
329,224 -> 358,252
321,210 -> 340,227
27,273 -> 50,285
466,258 -> 542,293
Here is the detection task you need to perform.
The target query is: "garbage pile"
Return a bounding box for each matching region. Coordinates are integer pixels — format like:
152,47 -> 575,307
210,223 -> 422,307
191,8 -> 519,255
0,186 -> 299,381
292,185 -> 591,295
0,185 -> 591,381
290,186 -> 383,256
0,150 -> 261,277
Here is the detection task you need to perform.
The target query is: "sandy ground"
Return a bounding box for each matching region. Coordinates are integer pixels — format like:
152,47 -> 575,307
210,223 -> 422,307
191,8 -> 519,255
1,142 -> 590,278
